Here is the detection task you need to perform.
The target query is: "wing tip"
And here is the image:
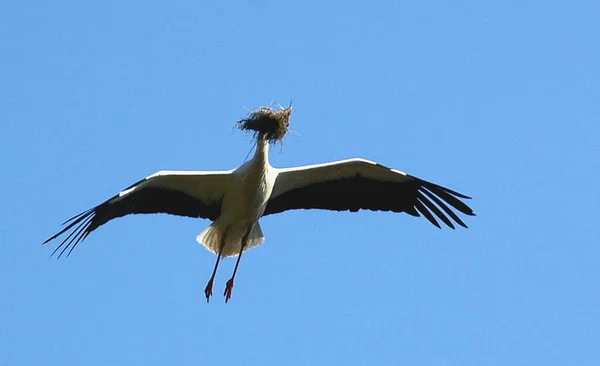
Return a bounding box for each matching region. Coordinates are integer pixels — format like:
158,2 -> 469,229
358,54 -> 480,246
44,209 -> 97,258
416,180 -> 475,229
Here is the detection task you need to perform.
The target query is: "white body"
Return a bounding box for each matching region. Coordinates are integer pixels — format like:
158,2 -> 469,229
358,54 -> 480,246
197,136 -> 276,256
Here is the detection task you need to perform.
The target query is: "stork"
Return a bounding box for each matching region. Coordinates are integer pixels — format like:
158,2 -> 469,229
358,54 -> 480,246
44,105 -> 475,303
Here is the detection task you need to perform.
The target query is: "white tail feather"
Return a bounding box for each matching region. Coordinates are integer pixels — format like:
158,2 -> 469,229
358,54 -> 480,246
196,222 -> 265,257
196,223 -> 222,255
245,223 -> 265,251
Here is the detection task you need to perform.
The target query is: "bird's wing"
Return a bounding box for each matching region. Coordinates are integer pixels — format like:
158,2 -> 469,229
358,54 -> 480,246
44,170 -> 233,258
264,158 -> 475,228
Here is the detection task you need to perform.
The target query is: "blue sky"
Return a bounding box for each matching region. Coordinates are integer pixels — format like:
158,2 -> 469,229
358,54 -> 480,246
1,1 -> 599,365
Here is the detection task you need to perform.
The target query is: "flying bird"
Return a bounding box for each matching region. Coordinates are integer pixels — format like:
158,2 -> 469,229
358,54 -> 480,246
44,105 -> 475,303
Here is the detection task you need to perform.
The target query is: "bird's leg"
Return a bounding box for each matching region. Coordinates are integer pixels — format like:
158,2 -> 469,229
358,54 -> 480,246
204,230 -> 227,303
224,226 -> 252,303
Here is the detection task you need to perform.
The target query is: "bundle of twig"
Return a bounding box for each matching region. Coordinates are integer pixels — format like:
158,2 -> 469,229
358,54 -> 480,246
237,104 -> 292,143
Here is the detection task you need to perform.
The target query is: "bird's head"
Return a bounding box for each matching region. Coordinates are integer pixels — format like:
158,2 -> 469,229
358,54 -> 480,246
237,103 -> 292,144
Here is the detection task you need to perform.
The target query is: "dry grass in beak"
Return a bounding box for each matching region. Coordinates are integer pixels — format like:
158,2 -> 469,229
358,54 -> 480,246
237,105 -> 292,143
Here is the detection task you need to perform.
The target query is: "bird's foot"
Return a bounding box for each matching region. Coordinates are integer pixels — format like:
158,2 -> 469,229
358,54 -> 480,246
204,278 -> 214,303
224,278 -> 234,303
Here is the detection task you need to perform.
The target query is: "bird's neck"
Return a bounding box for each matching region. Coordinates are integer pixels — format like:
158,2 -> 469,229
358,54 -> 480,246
253,134 -> 270,166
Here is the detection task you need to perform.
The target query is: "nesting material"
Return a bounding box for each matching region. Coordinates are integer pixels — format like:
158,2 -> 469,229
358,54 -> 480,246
237,105 -> 292,143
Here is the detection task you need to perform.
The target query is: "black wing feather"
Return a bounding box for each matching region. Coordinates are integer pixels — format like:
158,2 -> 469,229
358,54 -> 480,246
414,198 -> 441,228
417,192 -> 454,229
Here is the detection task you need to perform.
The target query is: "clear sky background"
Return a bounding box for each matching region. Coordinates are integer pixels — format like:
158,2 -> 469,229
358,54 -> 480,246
1,1 -> 599,365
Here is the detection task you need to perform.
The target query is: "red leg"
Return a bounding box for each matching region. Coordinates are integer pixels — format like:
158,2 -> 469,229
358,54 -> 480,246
224,226 -> 252,303
204,230 -> 227,303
